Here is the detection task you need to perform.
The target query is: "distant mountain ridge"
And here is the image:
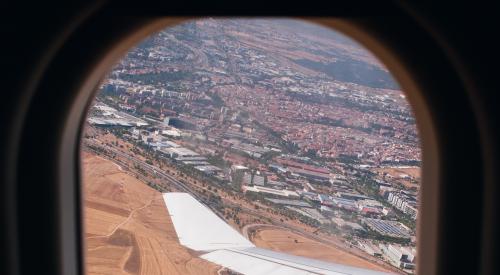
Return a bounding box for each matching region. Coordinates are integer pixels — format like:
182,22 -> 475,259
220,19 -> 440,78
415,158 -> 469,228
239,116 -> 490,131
129,19 -> 400,90
294,58 -> 399,90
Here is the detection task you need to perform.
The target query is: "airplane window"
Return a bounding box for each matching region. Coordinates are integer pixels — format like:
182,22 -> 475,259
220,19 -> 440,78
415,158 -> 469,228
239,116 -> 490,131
82,18 -> 421,274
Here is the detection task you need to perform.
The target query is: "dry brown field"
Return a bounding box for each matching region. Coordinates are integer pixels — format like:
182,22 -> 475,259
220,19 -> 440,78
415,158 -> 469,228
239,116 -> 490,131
374,167 -> 420,180
373,167 -> 421,190
82,152 -> 219,275
82,150 -> 398,274
251,228 -> 393,273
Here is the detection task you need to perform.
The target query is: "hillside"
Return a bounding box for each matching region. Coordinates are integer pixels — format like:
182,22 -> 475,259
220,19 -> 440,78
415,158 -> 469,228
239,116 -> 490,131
82,152 -> 219,275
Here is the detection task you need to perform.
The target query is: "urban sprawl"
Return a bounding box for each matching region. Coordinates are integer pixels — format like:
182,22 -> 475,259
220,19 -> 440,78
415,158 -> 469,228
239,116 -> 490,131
84,19 -> 421,273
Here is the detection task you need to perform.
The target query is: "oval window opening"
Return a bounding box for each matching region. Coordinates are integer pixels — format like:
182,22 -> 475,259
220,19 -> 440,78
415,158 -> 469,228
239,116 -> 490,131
82,18 -> 421,275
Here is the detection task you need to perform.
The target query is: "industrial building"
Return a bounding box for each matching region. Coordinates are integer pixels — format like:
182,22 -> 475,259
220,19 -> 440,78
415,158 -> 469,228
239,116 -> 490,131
379,244 -> 416,270
359,241 -> 383,257
242,185 -> 299,197
194,165 -> 222,175
386,192 -> 418,219
363,218 -> 412,240
331,218 -> 366,234
159,147 -> 200,158
286,206 -> 329,224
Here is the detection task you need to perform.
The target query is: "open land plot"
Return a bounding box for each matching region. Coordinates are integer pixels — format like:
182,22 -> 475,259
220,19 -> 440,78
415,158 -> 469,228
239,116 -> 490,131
82,152 -> 219,275
373,167 -> 420,190
374,167 -> 420,180
251,228 -> 393,273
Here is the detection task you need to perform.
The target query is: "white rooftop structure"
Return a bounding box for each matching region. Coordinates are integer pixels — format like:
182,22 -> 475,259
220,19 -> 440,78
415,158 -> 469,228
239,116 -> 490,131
243,185 -> 299,197
88,102 -> 149,127
161,147 -> 199,157
162,129 -> 182,137
232,164 -> 249,171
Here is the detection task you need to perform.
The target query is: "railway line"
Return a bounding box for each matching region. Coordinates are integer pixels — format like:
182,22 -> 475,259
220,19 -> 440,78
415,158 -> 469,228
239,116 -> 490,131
82,139 -> 400,273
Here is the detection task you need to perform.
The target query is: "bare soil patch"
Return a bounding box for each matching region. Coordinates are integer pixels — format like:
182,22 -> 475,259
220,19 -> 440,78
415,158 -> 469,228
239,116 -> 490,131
83,152 -> 219,275
252,228 -> 392,273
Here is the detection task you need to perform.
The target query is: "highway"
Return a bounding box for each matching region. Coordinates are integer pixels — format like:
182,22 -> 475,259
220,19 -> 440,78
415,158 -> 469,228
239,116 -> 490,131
82,139 -> 401,273
85,138 -> 355,242
84,139 -> 228,218
86,140 -> 190,190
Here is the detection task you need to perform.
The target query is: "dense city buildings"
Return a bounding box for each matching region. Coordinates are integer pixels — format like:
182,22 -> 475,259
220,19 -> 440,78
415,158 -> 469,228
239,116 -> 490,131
84,18 -> 421,273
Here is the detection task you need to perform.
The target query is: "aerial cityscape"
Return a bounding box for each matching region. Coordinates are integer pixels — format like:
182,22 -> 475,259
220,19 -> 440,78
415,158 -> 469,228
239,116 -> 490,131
83,18 -> 421,274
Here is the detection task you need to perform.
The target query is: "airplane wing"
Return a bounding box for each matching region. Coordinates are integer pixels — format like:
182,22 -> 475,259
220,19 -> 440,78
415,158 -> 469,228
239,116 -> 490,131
163,193 -> 391,275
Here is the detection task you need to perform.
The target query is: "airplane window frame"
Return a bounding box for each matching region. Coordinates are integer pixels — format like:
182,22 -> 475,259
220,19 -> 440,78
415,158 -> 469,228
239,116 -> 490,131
76,17 -> 438,274
8,10 -> 489,275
